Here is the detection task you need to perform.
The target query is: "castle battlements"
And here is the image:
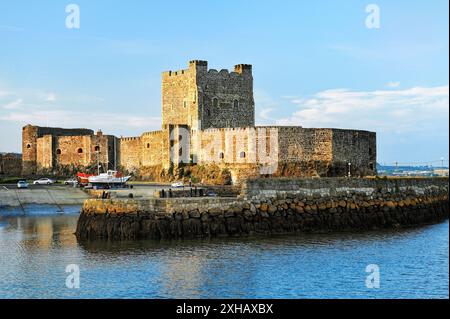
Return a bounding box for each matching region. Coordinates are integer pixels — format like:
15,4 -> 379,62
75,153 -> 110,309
141,130 -> 163,136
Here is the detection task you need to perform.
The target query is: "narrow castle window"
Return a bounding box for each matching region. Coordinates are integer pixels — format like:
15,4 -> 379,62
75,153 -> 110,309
56,149 -> 61,155
183,101 -> 187,108
266,135 -> 271,156
94,145 -> 100,152
26,144 -> 31,149
219,152 -> 224,159
234,100 -> 239,109
77,148 -> 83,154
212,98 -> 218,108
240,151 -> 246,158
147,143 -> 150,148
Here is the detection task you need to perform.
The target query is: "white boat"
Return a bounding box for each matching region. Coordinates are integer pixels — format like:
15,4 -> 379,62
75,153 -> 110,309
88,170 -> 131,185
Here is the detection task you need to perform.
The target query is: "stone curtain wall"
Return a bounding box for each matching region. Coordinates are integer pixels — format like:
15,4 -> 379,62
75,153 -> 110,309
118,137 -> 141,172
20,124 -> 377,181
119,130 -> 169,172
140,131 -> 167,168
75,177 -> 449,240
0,153 -> 22,176
277,128 -> 332,163
193,127 -> 375,182
331,129 -> 376,176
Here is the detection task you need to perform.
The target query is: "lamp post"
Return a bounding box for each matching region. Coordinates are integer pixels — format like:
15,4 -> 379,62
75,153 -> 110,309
347,162 -> 351,178
95,150 -> 100,175
441,157 -> 445,168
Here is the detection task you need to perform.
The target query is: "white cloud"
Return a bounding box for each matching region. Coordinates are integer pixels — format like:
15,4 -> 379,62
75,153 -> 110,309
0,109 -> 161,132
0,90 -> 13,98
3,99 -> 23,110
45,93 -> 57,102
277,85 -> 449,134
386,82 -> 400,88
259,108 -> 274,120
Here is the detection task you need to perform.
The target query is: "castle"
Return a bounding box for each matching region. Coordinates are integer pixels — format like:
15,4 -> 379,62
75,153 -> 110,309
22,60 -> 376,184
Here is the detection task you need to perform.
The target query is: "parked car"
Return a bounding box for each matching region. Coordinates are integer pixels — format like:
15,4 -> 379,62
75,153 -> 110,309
64,178 -> 78,186
33,178 -> 55,185
17,180 -> 29,189
171,181 -> 184,188
205,190 -> 218,197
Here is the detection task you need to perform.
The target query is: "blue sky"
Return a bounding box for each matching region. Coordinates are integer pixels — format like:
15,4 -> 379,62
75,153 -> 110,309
0,0 -> 448,165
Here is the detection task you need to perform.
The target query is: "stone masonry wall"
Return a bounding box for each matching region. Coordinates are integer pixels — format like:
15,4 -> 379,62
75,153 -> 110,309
75,177 -> 449,240
161,63 -> 198,129
22,125 -> 95,175
162,60 -> 254,131
0,153 -> 22,176
118,137 -> 141,172
192,126 -> 376,183
331,129 -> 376,176
198,63 -> 254,129
140,131 -> 167,168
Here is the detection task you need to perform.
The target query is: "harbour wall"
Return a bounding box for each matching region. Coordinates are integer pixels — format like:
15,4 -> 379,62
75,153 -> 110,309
75,177 -> 449,240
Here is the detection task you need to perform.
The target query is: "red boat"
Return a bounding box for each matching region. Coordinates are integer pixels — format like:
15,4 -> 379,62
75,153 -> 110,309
77,172 -> 94,186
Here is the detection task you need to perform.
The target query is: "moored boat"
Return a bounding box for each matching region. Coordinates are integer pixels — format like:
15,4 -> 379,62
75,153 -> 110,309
77,172 -> 94,186
88,170 -> 131,186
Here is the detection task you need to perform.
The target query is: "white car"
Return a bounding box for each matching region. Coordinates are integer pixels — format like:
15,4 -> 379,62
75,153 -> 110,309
33,178 -> 55,185
64,178 -> 78,186
171,181 -> 184,188
17,180 -> 29,189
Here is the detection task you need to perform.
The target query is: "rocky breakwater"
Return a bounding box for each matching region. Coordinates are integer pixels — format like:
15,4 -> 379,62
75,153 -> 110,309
75,177 -> 449,240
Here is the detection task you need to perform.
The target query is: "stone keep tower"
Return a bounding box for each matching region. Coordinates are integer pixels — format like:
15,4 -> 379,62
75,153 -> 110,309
161,60 -> 255,131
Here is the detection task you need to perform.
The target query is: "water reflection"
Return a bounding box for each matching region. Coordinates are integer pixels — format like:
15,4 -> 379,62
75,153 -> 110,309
0,208 -> 448,299
1,214 -> 78,250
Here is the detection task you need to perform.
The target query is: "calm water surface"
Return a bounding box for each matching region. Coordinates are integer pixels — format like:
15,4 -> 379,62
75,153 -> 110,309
0,205 -> 448,299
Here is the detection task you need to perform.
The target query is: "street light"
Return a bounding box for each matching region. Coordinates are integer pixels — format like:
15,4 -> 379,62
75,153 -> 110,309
347,162 -> 351,178
95,150 -> 100,175
441,157 -> 445,168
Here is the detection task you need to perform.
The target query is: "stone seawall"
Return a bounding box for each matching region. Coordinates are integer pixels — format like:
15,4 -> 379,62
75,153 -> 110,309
75,178 -> 449,240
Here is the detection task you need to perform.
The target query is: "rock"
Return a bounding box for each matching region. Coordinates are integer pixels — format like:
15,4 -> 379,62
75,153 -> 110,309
268,205 -> 277,214
224,210 -> 235,218
189,210 -> 201,218
209,207 -> 222,214
295,206 -> 304,213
